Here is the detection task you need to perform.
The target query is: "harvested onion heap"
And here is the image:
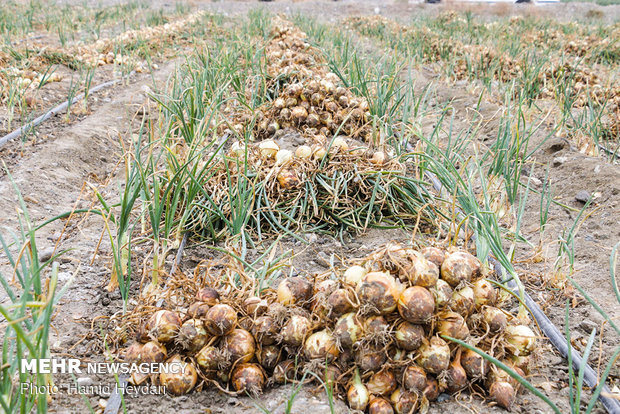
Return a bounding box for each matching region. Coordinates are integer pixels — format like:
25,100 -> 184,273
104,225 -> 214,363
121,244 -> 536,412
255,17 -> 372,141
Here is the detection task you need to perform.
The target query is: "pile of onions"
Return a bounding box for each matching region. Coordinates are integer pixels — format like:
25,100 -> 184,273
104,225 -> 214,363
119,242 -> 536,413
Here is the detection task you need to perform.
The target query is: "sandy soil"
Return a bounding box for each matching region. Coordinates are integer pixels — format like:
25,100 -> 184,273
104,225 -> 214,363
0,1 -> 619,413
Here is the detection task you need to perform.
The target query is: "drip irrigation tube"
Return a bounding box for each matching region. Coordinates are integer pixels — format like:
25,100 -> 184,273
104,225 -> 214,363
423,169 -> 620,414
0,72 -> 136,148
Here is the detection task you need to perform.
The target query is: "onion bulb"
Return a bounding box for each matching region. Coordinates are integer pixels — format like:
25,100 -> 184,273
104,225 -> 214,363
312,146 -> 327,160
398,286 -> 435,324
347,369 -> 369,411
146,310 -> 181,343
330,136 -> 349,153
423,376 -> 440,401
407,254 -> 439,288
196,345 -> 222,371
356,345 -> 386,372
327,288 -> 355,316
277,277 -> 313,306
482,306 -> 508,333
419,336 -> 451,374
450,286 -> 475,317
280,314 -> 311,347
304,330 -> 339,361
231,363 -> 266,395
259,140 -> 279,158
390,388 -> 419,414
205,304 -> 237,336
370,151 -> 386,166
489,380 -> 515,411
333,312 -> 362,348
394,321 -> 424,351
441,251 -> 481,287
368,397 -> 394,414
275,149 -> 293,166
257,345 -> 280,371
422,246 -> 445,268
505,325 -> 536,356
402,365 -> 427,392
143,340 -> 167,363
431,279 -> 453,308
277,169 -> 300,189
122,343 -> 144,362
273,359 -> 297,384
367,369 -> 397,396
244,296 -> 268,317
195,287 -> 219,305
461,348 -> 489,380
251,315 -> 278,345
177,319 -> 209,352
295,145 -> 312,159
223,328 -> 256,363
364,315 -> 389,337
436,311 -> 470,340
472,278 -> 497,307
186,302 -> 210,320
159,355 -> 197,395
344,265 -> 367,286
357,271 -> 402,315
444,348 -> 468,393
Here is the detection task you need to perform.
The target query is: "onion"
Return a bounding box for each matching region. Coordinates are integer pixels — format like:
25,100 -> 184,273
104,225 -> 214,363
196,287 -> 219,305
267,121 -> 279,135
252,315 -> 278,345
422,246 -> 445,268
159,355 -> 197,395
450,286 -> 475,317
304,330 -> 339,361
347,369 -> 369,411
472,278 -> 497,307
273,359 -> 297,384
394,321 -> 424,351
368,397 -> 394,414
407,254 -> 439,288
370,151 -> 386,166
315,279 -> 338,296
461,348 -> 489,380
390,388 -> 419,414
312,146 -> 327,160
177,319 -> 209,352
322,365 -> 341,388
431,279 -> 453,308
257,345 -> 280,371
357,271 -> 402,315
489,380 -> 515,411
280,314 -> 311,347
231,363 -> 266,395
275,149 -> 293,166
330,136 -> 349,153
419,337 -> 451,374
259,140 -> 279,158
505,325 -> 536,356
367,369 -> 397,396
291,106 -> 308,123
146,310 -> 181,343
196,345 -> 223,371
122,343 -> 144,362
334,312 -> 362,348
436,311 -> 470,340
205,304 -> 237,336
402,365 -> 427,392
423,376 -> 440,401
364,315 -> 389,337
327,288 -> 355,316
344,265 -> 367,286
356,346 -> 386,372
441,251 -> 481,287
295,145 -> 312,159
277,277 -> 313,306
397,286 -> 435,324
277,169 -> 300,189
444,349 -> 468,393
223,328 -> 256,363
482,306 -> 508,333
244,296 -> 268,317
186,302 -> 210,320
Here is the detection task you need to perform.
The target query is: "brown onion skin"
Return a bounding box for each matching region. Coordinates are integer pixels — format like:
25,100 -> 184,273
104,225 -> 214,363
177,319 -> 209,352
185,302 -> 210,320
444,350 -> 468,393
356,346 -> 387,373
122,343 -> 144,362
441,251 -> 481,287
334,312 -> 362,348
450,286 -> 476,317
482,306 -> 508,333
407,254 -> 439,288
223,329 -> 256,363
277,277 -> 313,306
367,369 -> 397,396
402,365 -> 427,392
146,310 -> 181,343
195,345 -> 220,371
357,272 -> 400,315
365,315 -> 389,336
327,288 -> 355,317
432,279 -> 453,309
461,348 -> 489,380
142,341 -> 167,363
205,304 -> 237,336
398,287 -> 435,324
245,296 -> 268,317
159,355 -> 197,395
394,321 -> 424,351
489,381 -> 515,411
436,311 -> 470,340
473,278 -> 497,308
257,345 -> 280,371
304,330 -> 340,362
281,315 -> 311,347
390,388 -> 419,414
196,287 -> 219,306
252,315 -> 279,345
369,397 -> 394,414
273,360 -> 297,384
231,363 -> 266,395
419,336 -> 451,375
422,246 -> 445,268
423,376 -> 440,401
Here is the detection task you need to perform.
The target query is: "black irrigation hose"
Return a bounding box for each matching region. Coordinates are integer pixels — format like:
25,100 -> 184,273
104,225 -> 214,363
423,169 -> 620,414
0,71 -> 136,148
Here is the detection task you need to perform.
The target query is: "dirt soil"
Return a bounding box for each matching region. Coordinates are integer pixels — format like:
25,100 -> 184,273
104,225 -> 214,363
0,1 -> 619,413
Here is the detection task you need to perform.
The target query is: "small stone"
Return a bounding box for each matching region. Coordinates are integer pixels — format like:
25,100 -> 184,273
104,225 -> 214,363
77,377 -> 93,387
579,319 -> 598,333
102,297 -> 111,306
316,252 -> 331,268
437,393 -> 452,402
553,156 -> 568,167
39,248 -> 54,262
575,190 -> 591,203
